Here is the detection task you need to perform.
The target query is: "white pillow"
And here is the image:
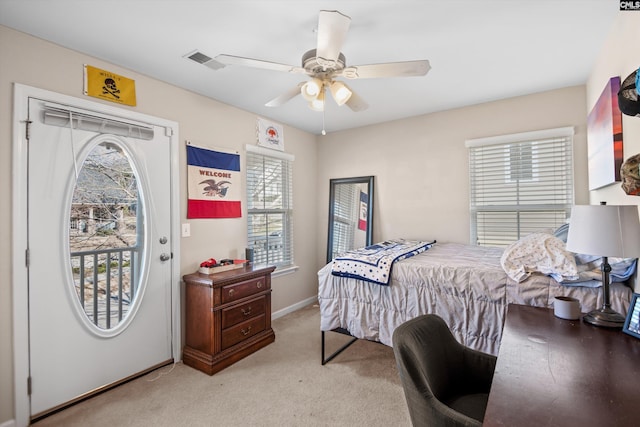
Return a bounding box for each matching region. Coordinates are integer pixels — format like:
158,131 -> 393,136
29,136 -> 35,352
501,232 -> 578,282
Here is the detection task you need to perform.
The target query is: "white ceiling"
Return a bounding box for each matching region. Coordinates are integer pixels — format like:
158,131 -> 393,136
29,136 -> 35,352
0,0 -> 619,135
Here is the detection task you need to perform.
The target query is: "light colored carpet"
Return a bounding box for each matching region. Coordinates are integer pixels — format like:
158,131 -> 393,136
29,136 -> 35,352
34,304 -> 411,426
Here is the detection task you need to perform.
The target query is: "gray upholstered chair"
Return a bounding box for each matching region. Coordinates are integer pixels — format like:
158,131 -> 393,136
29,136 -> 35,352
392,314 -> 497,427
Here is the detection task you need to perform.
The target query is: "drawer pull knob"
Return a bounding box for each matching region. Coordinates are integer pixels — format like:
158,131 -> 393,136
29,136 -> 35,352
241,326 -> 252,336
241,307 -> 252,316
257,281 -> 263,289
228,289 -> 235,297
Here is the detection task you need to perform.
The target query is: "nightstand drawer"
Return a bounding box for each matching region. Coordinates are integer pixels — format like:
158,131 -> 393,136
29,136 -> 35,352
221,295 -> 266,329
221,276 -> 267,304
221,314 -> 266,350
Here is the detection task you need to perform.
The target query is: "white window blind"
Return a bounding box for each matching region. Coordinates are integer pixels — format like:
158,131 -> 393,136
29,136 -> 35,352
466,127 -> 574,247
245,145 -> 294,268
330,184 -> 357,259
43,103 -> 154,140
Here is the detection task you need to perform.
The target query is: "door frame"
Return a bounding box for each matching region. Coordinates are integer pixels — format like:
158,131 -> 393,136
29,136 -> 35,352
11,83 -> 182,426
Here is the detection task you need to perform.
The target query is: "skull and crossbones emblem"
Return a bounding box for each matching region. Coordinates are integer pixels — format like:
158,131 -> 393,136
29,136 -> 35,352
102,78 -> 121,99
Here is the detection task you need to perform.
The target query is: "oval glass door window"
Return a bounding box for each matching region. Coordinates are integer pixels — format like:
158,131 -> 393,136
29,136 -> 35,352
68,141 -> 144,330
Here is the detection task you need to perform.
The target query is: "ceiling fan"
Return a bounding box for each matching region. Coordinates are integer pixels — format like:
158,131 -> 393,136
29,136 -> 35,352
203,10 -> 431,113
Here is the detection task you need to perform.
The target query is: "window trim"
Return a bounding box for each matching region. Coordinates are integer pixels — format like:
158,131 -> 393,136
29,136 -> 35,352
465,126 -> 575,149
246,144 -> 295,162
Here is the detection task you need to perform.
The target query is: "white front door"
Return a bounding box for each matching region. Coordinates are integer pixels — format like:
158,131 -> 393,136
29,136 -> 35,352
26,96 -> 175,418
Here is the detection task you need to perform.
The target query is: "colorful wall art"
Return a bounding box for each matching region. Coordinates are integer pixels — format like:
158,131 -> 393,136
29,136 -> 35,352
587,76 -> 623,190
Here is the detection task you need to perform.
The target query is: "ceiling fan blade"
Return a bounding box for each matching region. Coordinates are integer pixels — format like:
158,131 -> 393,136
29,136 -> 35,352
316,10 -> 351,62
265,82 -> 305,107
341,60 -> 431,79
345,90 -> 368,112
215,54 -> 304,74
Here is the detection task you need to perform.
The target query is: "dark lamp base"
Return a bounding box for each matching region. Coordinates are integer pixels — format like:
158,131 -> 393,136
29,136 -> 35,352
583,307 -> 626,328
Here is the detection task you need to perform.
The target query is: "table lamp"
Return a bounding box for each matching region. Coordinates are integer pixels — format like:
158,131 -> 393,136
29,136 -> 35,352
566,203 -> 640,328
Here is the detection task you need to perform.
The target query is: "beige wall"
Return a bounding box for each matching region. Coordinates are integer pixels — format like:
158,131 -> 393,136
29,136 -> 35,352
3,11 -> 639,425
316,86 -> 591,267
587,12 -> 640,293
0,25 -> 318,423
587,13 -> 640,206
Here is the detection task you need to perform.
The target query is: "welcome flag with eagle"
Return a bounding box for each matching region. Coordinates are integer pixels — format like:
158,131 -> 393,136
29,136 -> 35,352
187,144 -> 241,218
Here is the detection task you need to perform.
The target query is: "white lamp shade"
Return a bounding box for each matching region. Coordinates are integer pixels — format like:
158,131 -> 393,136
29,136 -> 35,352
329,81 -> 352,105
309,89 -> 325,111
301,78 -> 323,101
566,204 -> 640,258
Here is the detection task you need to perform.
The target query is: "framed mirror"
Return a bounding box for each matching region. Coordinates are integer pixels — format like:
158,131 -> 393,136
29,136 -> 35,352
327,176 -> 374,263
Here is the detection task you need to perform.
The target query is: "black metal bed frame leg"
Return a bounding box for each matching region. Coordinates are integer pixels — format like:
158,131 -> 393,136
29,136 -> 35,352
321,329 -> 358,365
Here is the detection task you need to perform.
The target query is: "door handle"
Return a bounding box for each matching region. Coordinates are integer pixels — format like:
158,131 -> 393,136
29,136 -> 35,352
160,253 -> 171,261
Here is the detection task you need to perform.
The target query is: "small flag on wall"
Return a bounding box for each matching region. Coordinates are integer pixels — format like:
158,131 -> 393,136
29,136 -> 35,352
358,190 -> 368,231
257,117 -> 285,151
84,65 -> 137,106
187,144 -> 241,218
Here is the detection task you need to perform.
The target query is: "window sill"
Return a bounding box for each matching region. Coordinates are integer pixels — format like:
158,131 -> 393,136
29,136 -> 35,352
250,264 -> 298,278
272,265 -> 299,278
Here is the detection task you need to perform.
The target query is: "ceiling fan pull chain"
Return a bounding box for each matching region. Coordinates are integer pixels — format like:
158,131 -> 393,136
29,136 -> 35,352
322,108 -> 327,135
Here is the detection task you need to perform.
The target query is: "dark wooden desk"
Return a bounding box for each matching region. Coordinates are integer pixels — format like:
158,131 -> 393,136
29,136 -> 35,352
484,304 -> 640,427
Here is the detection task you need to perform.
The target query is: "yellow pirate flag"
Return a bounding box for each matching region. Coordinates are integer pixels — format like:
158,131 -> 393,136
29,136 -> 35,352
83,65 -> 136,106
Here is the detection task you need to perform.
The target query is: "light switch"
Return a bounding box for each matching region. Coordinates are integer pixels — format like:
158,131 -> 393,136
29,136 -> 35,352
181,223 -> 191,237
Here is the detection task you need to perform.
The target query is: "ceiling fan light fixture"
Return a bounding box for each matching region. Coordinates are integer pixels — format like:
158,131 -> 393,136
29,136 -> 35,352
205,10 -> 430,118
309,89 -> 326,111
301,78 -> 323,101
330,81 -> 352,105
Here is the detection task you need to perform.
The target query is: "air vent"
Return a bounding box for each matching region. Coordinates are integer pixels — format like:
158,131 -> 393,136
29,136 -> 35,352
187,51 -> 212,64
185,50 -> 225,71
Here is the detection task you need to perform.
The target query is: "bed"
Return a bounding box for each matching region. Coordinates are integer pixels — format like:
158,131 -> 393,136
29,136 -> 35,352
318,236 -> 635,357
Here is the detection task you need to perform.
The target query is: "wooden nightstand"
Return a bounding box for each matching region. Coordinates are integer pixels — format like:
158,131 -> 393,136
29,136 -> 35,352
182,264 -> 276,375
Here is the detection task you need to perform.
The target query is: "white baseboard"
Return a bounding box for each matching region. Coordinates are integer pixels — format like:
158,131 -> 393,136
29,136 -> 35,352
272,296 -> 317,320
0,419 -> 16,427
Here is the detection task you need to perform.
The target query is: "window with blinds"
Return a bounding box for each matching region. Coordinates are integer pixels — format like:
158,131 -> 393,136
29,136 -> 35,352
245,146 -> 294,268
466,127 -> 574,247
